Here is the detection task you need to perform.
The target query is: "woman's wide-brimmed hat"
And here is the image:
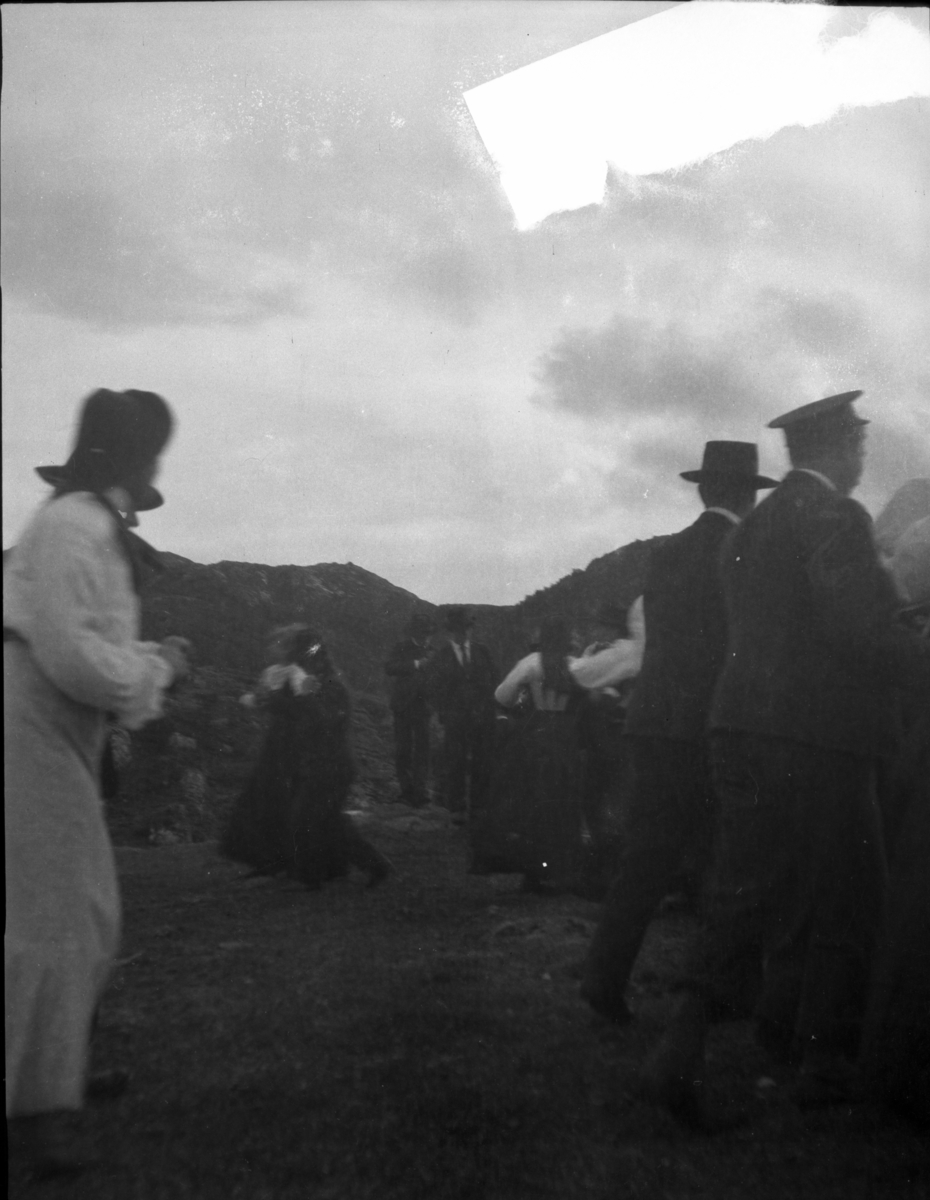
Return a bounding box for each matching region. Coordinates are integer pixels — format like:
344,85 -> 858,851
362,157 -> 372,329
35,389 -> 174,511
679,441 -> 778,489
269,623 -> 327,665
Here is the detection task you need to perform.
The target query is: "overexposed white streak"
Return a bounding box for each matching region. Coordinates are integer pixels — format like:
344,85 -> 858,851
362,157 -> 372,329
465,4 -> 930,229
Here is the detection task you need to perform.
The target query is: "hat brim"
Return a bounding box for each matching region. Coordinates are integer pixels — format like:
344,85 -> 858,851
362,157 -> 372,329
679,469 -> 778,489
35,465 -> 165,511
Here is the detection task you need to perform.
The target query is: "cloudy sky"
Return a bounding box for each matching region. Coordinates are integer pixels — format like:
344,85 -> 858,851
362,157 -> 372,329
3,2 -> 929,605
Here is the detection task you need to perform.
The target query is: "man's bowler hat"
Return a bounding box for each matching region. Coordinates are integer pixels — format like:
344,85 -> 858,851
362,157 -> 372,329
36,389 -> 174,511
680,441 -> 778,488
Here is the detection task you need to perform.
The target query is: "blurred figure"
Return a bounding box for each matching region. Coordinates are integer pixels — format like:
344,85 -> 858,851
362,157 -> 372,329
384,611 -> 435,807
427,607 -> 498,822
873,478 -> 930,562
581,442 -> 775,1025
4,389 -> 188,1178
872,480 -> 930,849
890,514 -> 930,606
860,482 -> 930,1124
641,393 -> 930,1128
222,625 -> 391,889
874,478 -> 930,606
491,617 -> 586,892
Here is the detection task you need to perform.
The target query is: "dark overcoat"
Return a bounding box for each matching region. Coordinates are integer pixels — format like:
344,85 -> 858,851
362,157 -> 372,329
710,470 -> 930,757
427,640 -> 498,728
625,509 -> 735,743
384,637 -> 431,712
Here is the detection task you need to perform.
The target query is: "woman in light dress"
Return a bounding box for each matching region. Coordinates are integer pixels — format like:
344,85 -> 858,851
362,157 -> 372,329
4,389 -> 188,1178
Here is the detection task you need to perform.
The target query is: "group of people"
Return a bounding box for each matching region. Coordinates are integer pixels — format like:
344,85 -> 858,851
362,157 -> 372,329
4,385 -> 928,1179
576,395 -> 930,1131
382,594 -> 645,893
383,392 -> 930,1129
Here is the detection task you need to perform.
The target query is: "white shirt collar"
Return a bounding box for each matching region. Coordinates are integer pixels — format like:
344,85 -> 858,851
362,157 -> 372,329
795,467 -> 837,492
704,507 -> 741,526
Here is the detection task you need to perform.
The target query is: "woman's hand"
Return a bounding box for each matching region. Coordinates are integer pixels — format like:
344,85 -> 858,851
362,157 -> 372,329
297,673 -> 322,696
158,636 -> 191,681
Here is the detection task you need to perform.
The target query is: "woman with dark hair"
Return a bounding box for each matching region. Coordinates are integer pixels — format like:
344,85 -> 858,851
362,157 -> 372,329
222,625 -> 391,890
4,389 -> 189,1177
483,617 -> 586,891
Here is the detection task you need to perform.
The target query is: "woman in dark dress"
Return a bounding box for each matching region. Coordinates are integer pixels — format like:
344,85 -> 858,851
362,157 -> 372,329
222,625 -> 391,889
483,618 -> 585,891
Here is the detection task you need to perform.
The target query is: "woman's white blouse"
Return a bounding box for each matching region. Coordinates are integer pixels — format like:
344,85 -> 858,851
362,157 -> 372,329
3,492 -> 173,729
569,595 -> 646,691
494,652 -> 572,712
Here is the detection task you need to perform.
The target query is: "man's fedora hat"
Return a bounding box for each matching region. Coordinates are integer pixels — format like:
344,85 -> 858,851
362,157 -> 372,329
444,606 -> 474,633
36,389 -> 174,511
680,441 -> 778,488
767,390 -> 868,435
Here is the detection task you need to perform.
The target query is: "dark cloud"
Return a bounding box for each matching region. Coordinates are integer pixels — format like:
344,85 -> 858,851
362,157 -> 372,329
0,78 -> 507,329
533,312 -> 761,420
0,150 -> 300,327
533,285 -> 889,425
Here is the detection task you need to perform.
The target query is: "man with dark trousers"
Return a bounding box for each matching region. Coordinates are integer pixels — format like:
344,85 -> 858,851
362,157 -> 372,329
574,600 -> 644,885
640,392 -> 930,1126
384,612 -> 434,807
428,607 -> 498,821
581,442 -> 777,1024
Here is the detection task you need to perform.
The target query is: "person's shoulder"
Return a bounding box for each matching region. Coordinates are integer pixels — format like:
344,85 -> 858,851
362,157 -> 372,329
34,493 -> 113,538
510,650 -> 541,676
805,495 -> 878,583
806,491 -> 868,536
24,493 -> 115,554
739,473 -> 835,538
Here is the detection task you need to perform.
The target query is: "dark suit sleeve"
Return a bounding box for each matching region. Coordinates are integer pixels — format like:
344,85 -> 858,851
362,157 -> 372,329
423,648 -> 450,714
805,498 -> 930,692
478,644 -> 498,687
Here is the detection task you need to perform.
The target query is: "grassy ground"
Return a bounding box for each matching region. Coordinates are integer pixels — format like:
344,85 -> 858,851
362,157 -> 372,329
9,807 -> 928,1199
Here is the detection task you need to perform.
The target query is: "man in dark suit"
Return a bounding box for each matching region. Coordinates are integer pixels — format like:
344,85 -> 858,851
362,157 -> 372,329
581,442 -> 777,1024
427,607 -> 498,821
384,612 -> 434,807
641,392 -> 930,1126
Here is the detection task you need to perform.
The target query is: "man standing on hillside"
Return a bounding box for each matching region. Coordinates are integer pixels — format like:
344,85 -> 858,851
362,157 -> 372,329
581,442 -> 777,1025
384,612 -> 434,808
641,393 -> 930,1125
428,607 -> 497,823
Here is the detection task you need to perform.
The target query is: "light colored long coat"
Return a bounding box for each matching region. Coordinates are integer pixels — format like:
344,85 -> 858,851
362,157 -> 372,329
4,492 -> 171,1116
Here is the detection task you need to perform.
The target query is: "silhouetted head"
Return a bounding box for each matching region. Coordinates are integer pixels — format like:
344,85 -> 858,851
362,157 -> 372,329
36,388 -> 174,511
769,391 -> 869,497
